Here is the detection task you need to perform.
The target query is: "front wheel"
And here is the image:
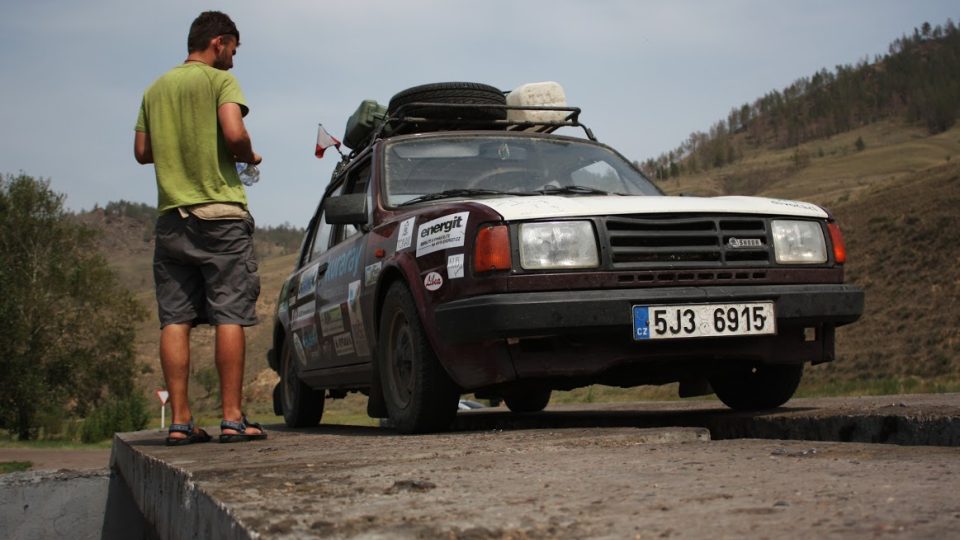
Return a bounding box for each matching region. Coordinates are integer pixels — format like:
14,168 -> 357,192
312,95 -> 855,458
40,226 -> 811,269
280,340 -> 325,427
378,282 -> 460,434
709,363 -> 804,411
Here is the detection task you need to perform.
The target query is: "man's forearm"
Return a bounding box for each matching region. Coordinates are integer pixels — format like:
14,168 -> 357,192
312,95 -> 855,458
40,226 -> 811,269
227,133 -> 258,163
218,102 -> 260,164
134,131 -> 154,164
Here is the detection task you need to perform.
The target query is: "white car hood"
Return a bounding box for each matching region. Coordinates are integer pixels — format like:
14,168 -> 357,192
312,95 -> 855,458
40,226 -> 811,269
469,195 -> 827,221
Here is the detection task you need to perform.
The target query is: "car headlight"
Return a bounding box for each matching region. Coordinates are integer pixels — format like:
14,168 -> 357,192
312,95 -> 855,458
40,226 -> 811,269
771,220 -> 827,264
519,221 -> 599,269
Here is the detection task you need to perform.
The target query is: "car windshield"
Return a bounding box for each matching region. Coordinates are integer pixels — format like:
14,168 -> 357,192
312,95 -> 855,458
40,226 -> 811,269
383,135 -> 661,206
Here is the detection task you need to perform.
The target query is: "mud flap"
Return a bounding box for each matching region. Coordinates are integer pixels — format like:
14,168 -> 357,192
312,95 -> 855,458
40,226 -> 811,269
812,325 -> 836,365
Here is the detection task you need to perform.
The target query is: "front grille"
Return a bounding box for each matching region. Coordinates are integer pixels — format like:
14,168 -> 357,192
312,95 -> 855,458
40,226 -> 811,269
605,215 -> 771,269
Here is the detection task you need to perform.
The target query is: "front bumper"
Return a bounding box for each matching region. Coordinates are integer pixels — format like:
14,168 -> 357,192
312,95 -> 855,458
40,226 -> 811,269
434,284 -> 864,344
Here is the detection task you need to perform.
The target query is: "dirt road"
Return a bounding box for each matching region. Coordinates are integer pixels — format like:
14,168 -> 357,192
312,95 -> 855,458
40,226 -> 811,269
113,394 -> 960,539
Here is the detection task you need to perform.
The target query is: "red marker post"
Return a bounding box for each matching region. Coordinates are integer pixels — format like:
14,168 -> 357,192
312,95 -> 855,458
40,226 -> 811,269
155,390 -> 170,429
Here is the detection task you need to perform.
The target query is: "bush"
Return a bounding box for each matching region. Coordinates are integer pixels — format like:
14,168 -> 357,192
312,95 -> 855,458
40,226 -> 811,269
0,174 -> 145,440
80,393 -> 150,443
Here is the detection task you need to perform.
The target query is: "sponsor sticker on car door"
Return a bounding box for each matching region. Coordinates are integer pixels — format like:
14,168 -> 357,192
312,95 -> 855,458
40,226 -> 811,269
416,212 -> 469,257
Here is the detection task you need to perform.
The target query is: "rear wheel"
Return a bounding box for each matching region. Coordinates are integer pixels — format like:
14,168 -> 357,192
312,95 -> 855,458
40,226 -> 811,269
280,340 -> 325,427
504,388 -> 552,413
378,282 -> 460,434
709,363 -> 804,411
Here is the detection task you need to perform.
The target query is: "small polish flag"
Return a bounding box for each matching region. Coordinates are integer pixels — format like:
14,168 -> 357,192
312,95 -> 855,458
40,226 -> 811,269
315,124 -> 342,158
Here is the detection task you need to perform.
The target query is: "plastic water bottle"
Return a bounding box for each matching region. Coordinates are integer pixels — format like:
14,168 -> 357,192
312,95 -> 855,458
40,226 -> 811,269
236,162 -> 260,186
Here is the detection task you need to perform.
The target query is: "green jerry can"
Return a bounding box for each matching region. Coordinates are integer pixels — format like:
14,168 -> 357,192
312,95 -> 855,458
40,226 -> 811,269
344,100 -> 387,150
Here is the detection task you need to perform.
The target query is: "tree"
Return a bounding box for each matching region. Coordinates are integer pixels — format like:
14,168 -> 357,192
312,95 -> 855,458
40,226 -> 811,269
0,174 -> 145,439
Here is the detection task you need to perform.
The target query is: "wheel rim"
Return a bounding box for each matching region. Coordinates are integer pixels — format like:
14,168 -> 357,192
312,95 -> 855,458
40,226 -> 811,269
387,311 -> 415,409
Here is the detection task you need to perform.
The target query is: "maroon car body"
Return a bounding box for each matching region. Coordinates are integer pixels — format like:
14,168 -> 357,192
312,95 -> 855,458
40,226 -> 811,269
269,95 -> 863,433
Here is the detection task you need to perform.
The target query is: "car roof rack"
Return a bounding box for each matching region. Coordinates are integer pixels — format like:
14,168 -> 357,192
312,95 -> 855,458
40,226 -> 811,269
344,102 -> 598,161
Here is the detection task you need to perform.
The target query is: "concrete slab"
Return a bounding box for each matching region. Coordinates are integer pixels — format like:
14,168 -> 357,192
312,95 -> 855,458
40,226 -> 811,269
110,394 -> 960,539
457,393 -> 960,446
0,469 -> 147,540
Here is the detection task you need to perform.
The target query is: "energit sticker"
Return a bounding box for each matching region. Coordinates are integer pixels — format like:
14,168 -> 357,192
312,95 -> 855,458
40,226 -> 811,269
416,212 -> 469,257
447,254 -> 464,279
396,217 -> 416,251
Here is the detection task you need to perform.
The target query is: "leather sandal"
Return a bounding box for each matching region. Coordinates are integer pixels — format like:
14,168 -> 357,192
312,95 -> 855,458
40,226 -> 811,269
219,415 -> 268,443
165,419 -> 212,446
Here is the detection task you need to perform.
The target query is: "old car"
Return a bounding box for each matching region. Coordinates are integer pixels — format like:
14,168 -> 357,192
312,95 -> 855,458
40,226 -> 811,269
268,82 -> 864,434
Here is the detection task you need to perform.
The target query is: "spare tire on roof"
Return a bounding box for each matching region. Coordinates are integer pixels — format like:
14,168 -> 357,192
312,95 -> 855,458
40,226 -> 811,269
387,82 -> 507,124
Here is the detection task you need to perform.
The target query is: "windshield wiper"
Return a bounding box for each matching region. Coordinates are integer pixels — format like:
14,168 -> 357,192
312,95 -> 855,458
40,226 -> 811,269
533,185 -> 610,196
398,188 -> 517,206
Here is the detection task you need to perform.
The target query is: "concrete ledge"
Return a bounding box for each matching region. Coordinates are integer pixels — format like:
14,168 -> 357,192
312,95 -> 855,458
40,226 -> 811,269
106,394 -> 960,539
110,435 -> 254,540
705,411 -> 960,445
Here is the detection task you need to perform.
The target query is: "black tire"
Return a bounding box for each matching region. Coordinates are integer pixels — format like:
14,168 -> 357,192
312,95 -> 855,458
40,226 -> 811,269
280,340 -> 325,427
504,388 -> 552,413
378,282 -> 460,434
387,82 -> 506,123
709,363 -> 804,411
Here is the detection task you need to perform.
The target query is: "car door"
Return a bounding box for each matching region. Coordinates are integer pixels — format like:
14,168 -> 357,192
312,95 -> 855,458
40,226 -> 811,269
286,185 -> 340,372
313,158 -> 373,369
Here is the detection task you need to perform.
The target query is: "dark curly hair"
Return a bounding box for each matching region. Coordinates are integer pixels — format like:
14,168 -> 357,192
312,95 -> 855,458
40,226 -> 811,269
187,11 -> 239,53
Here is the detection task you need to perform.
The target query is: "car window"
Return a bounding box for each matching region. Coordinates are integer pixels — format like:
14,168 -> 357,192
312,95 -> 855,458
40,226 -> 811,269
308,185 -> 343,262
331,159 -> 371,247
570,161 -> 629,193
383,135 -> 661,205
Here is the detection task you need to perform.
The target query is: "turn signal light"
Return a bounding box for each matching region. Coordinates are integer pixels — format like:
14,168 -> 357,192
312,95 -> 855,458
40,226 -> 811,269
474,225 -> 511,272
827,222 -> 847,265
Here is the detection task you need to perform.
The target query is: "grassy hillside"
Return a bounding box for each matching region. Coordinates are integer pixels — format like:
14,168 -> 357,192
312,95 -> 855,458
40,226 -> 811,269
78,212 -> 296,415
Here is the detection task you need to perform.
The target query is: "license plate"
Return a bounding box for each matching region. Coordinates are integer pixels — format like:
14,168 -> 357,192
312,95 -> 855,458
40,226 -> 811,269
632,302 -> 776,340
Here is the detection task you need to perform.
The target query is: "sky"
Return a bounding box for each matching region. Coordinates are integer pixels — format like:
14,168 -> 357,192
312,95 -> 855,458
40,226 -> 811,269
1,1 -> 957,227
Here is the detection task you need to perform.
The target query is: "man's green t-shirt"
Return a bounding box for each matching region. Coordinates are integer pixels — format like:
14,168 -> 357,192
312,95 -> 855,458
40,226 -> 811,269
136,63 -> 249,213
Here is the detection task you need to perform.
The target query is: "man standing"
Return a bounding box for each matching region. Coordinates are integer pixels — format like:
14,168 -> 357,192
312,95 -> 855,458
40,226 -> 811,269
134,11 -> 266,445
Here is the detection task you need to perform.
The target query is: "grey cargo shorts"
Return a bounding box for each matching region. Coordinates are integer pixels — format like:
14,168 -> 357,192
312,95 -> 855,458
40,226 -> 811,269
153,211 -> 260,327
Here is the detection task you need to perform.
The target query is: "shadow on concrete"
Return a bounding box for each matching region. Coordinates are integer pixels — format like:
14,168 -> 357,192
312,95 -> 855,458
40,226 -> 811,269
451,405 -> 959,446
101,470 -> 151,540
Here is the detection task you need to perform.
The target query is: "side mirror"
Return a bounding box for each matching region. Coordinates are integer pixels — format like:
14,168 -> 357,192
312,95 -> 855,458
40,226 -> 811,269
325,193 -> 368,225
